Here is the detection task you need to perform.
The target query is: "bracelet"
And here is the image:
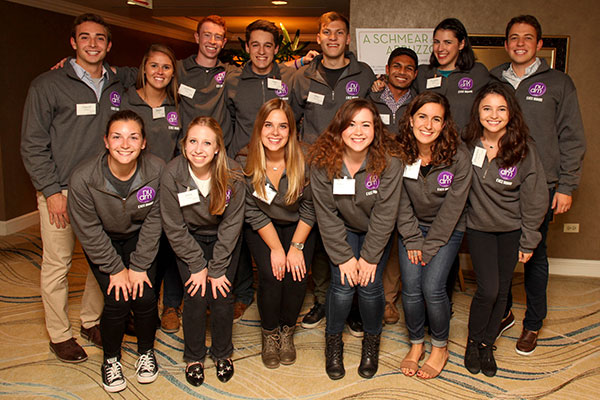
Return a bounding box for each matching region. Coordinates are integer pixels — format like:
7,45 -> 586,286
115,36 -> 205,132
294,58 -> 299,69
300,57 -> 305,66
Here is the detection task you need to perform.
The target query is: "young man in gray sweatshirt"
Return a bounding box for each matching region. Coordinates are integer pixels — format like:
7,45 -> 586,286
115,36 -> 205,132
20,13 -> 124,363
490,15 -> 586,355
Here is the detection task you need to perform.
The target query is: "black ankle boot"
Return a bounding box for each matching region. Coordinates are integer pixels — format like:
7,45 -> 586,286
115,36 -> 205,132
358,332 -> 380,379
325,333 -> 345,380
479,343 -> 497,377
464,339 -> 481,374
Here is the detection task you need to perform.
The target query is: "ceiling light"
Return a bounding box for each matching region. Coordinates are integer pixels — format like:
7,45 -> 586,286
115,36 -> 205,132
272,1 -> 288,5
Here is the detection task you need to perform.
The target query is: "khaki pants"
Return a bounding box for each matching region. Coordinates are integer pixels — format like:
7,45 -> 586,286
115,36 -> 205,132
382,232 -> 401,304
37,191 -> 103,343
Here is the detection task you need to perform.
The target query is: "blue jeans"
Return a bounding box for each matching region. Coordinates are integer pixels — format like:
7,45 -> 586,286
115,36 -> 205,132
325,230 -> 392,335
399,226 -> 463,347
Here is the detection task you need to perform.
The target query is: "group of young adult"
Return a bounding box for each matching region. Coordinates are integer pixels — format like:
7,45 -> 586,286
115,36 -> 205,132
20,8 -> 584,395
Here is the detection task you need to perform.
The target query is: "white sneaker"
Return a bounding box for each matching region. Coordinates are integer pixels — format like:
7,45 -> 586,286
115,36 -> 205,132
102,357 -> 126,393
136,349 -> 159,383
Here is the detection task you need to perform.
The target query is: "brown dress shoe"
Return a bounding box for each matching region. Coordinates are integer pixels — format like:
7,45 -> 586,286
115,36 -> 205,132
161,307 -> 181,333
233,302 -> 248,324
516,328 -> 538,355
383,302 -> 400,325
50,338 -> 88,363
80,324 -> 102,348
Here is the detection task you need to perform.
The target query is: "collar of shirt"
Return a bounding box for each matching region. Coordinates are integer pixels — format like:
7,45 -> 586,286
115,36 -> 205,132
502,57 -> 541,89
69,59 -> 109,101
381,85 -> 412,114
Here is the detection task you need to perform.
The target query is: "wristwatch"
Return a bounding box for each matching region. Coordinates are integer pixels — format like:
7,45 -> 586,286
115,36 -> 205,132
290,242 -> 304,250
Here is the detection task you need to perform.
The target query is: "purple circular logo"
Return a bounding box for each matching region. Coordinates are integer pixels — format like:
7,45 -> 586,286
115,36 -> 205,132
345,81 -> 360,96
528,82 -> 547,97
225,188 -> 232,204
214,71 -> 226,84
437,171 -> 454,188
498,166 -> 518,180
458,77 -> 473,90
275,82 -> 289,97
167,111 -> 179,126
110,91 -> 121,107
365,174 -> 380,190
136,186 -> 156,203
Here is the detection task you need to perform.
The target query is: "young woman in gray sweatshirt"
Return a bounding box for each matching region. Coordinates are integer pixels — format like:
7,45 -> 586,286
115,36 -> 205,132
68,110 -> 164,393
309,98 -> 402,380
395,92 -> 472,379
160,117 -> 245,387
462,82 -> 548,377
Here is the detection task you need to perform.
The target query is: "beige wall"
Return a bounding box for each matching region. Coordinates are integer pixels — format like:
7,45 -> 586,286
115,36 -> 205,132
350,0 -> 600,260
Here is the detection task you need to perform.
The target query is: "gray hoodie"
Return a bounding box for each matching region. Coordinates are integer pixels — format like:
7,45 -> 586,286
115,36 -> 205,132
67,151 -> 164,275
160,155 -> 245,277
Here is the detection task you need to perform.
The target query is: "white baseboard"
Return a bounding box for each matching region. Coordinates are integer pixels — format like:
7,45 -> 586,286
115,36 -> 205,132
0,211 -> 39,236
459,254 -> 600,278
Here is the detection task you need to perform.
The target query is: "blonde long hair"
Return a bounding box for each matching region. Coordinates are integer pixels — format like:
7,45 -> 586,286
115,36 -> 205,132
182,117 -> 235,215
244,98 -> 305,205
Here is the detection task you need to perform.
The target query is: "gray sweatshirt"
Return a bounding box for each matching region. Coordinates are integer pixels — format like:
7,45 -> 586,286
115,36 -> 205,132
310,156 -> 403,265
21,58 -> 124,198
290,52 -> 376,144
67,151 -> 164,275
490,59 -> 586,195
236,151 -> 315,231
160,155 -> 245,277
397,144 -> 472,263
368,87 -> 417,135
414,62 -> 490,131
121,89 -> 181,162
466,142 -> 549,253
225,62 -> 295,157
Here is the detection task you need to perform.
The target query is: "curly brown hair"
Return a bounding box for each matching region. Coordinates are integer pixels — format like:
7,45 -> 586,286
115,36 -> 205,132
308,99 -> 396,180
464,82 -> 529,168
396,91 -> 459,165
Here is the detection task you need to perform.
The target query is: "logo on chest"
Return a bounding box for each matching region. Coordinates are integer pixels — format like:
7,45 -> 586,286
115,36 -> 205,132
167,111 -> 179,127
275,82 -> 289,98
109,91 -> 121,110
137,186 -> 156,207
437,171 -> 454,190
526,82 -> 546,103
365,174 -> 379,196
457,77 -> 473,93
496,166 -> 517,185
346,81 -> 360,97
214,71 -> 226,85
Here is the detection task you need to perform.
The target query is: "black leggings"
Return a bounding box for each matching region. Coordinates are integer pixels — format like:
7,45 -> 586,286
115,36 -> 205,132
87,234 -> 157,360
467,228 -> 520,346
245,223 -> 316,330
177,234 -> 241,363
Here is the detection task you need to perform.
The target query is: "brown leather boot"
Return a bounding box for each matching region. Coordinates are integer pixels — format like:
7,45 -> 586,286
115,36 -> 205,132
261,328 -> 280,369
279,325 -> 296,365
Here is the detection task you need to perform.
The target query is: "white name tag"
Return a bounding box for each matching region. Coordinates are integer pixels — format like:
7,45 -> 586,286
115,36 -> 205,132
178,84 -> 196,99
178,189 -> 200,207
426,76 -> 442,89
152,106 -> 165,119
267,78 -> 283,90
403,159 -> 422,180
472,146 -> 486,168
253,184 -> 277,205
307,91 -> 325,105
333,177 -> 355,195
380,113 -> 390,125
76,103 -> 96,116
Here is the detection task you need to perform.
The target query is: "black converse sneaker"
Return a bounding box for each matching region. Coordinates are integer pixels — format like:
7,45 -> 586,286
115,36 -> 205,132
102,357 -> 126,393
135,349 -> 159,383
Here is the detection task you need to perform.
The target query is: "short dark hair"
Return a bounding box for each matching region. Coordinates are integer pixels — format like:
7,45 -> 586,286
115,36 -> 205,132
197,15 -> 227,34
245,20 -> 279,45
505,15 -> 542,42
318,11 -> 349,32
388,47 -> 418,68
429,18 -> 475,71
71,13 -> 111,43
106,110 -> 146,139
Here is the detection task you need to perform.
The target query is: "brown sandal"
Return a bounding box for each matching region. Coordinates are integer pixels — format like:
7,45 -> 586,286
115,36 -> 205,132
400,350 -> 425,377
417,349 -> 449,379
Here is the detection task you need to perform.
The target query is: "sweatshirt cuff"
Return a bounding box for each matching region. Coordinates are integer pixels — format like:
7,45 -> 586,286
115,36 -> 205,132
556,184 -> 574,196
42,184 -> 63,198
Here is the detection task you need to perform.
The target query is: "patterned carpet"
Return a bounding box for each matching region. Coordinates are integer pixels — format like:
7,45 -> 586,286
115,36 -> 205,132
0,225 -> 599,399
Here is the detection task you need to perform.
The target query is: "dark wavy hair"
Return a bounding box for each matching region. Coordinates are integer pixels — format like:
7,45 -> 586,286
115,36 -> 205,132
464,82 -> 529,168
308,99 -> 396,179
397,91 -> 459,166
429,18 -> 475,71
